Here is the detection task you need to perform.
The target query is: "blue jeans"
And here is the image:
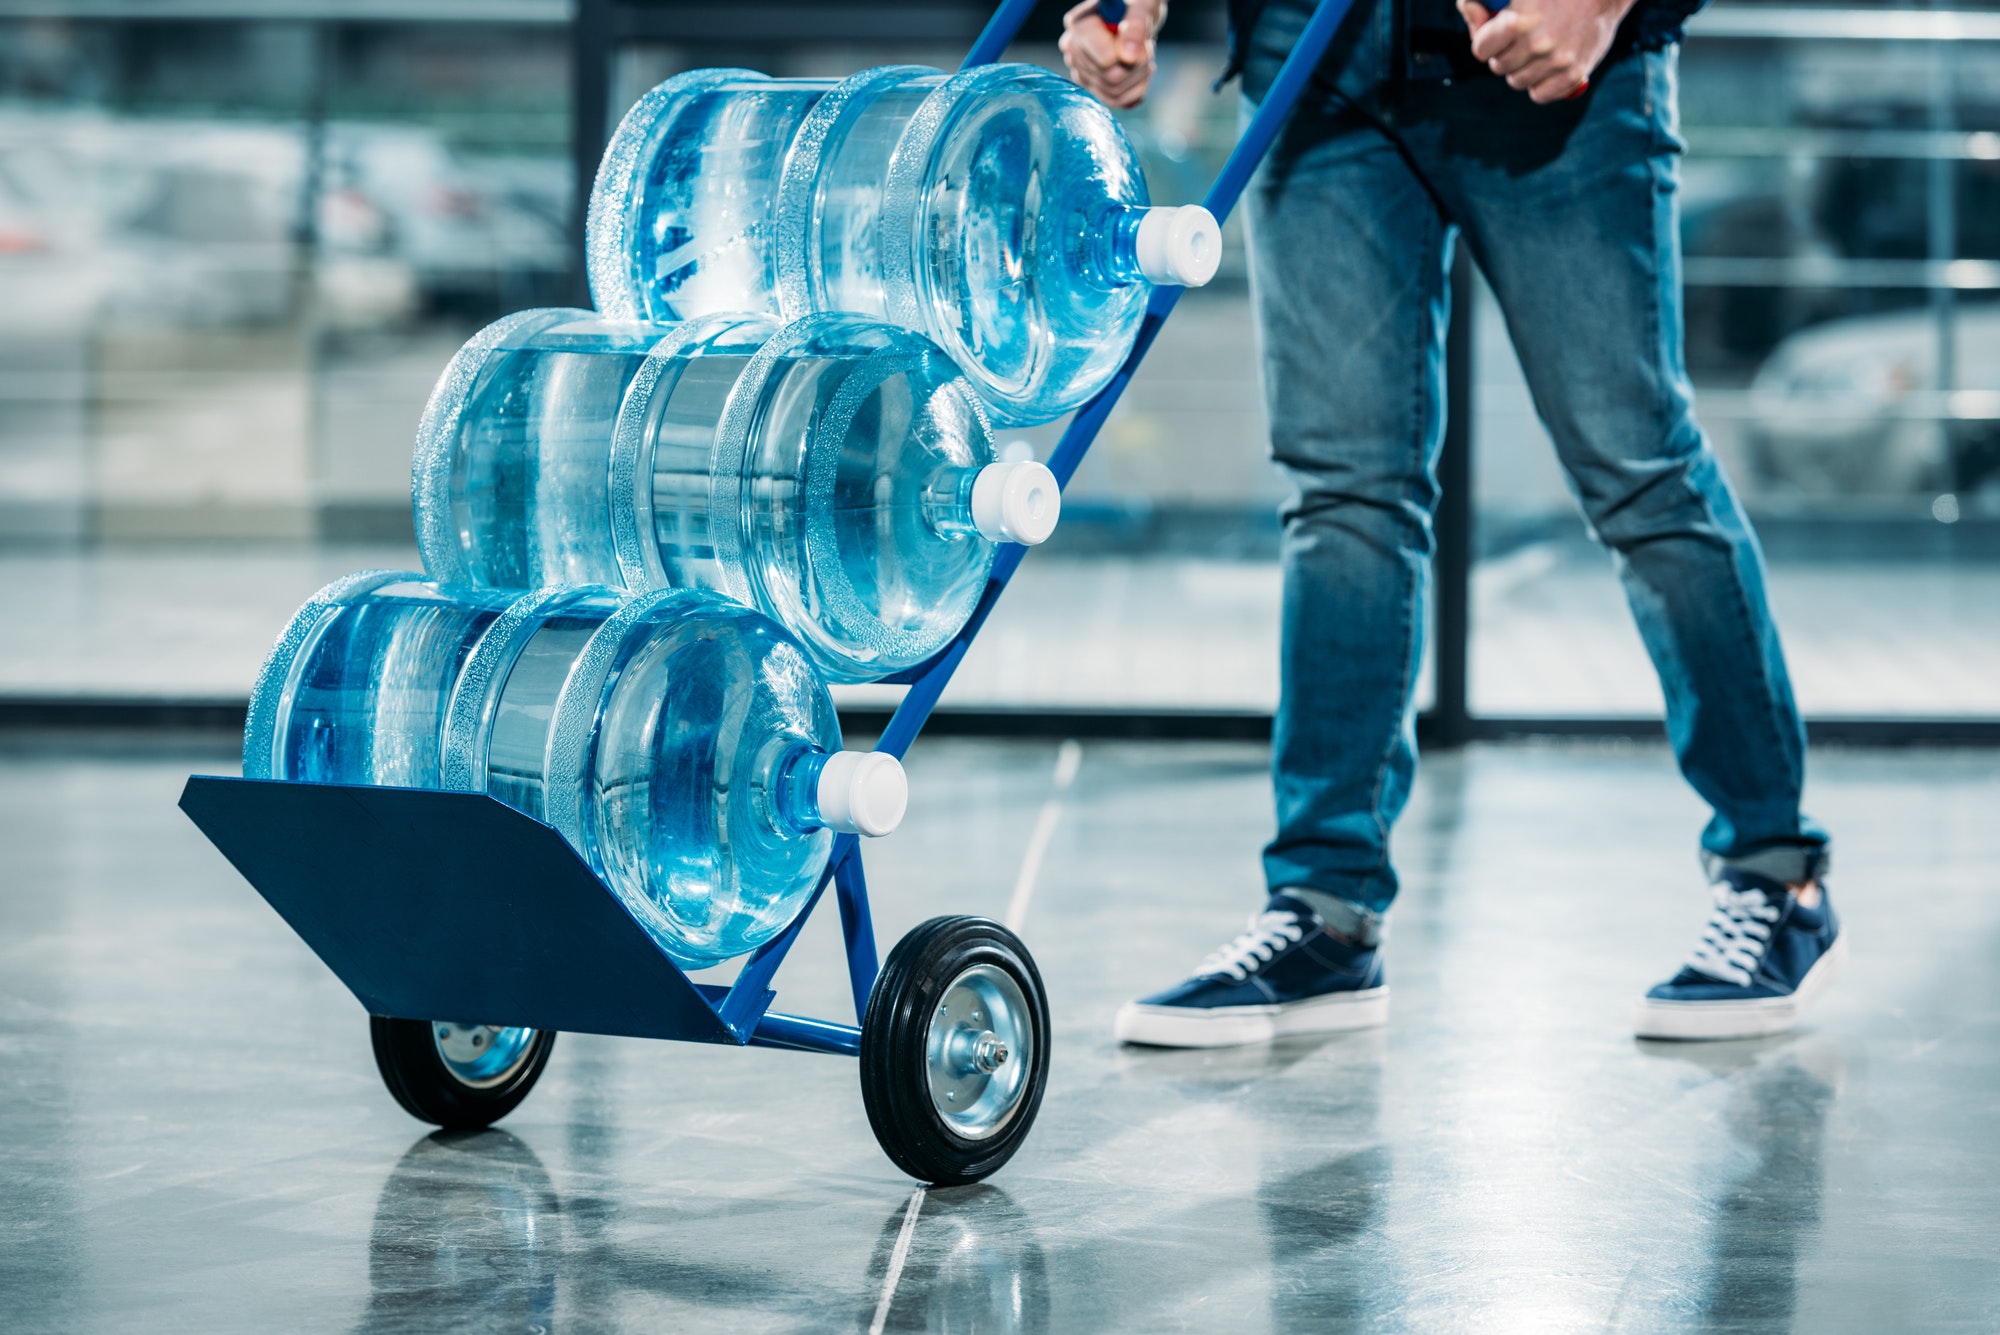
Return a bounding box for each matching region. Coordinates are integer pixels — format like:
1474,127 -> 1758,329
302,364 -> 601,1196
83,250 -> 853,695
1244,0 -> 1830,931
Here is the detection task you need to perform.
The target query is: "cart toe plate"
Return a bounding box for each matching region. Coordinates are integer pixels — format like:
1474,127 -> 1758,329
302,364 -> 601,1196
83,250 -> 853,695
180,776 -> 751,1044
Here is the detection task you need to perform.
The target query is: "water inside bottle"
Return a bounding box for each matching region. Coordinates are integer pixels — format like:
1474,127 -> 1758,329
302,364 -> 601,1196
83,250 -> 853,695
246,576 -> 845,969
599,71 -> 835,322
415,311 -> 1001,683
592,64 -> 1167,425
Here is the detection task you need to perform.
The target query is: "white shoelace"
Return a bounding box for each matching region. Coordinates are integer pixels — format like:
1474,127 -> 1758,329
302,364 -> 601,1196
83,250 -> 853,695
1684,884 -> 1783,986
1196,909 -> 1305,981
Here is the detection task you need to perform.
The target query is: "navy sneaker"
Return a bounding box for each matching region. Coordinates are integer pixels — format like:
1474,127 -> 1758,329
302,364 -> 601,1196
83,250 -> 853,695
1634,869 -> 1846,1041
1115,892 -> 1389,1048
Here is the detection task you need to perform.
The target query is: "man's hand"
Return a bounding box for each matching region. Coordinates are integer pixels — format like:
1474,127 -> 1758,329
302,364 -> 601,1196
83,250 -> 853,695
1458,0 -> 1635,104
1060,0 -> 1166,109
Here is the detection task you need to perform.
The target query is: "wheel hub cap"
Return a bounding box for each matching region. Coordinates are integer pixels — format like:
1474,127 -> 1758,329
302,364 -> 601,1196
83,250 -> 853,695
433,1023 -> 537,1088
926,963 -> 1032,1140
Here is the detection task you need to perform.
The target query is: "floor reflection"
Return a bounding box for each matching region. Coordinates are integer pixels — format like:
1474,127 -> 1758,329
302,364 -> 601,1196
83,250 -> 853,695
1106,1029 -> 1393,1330
355,1128 -> 1058,1331
0,839 -> 82,1335
1257,1035 -> 1391,1334
1109,1027 -> 1373,1089
358,1130 -> 561,1335
1260,1145 -> 1392,1333
868,1186 -> 1050,1334
1642,1039 -> 1840,1333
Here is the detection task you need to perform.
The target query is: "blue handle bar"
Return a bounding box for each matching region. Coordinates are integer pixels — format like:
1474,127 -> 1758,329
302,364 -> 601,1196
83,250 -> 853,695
884,0 -> 1359,761
962,0 -> 1040,68
962,0 -> 1129,67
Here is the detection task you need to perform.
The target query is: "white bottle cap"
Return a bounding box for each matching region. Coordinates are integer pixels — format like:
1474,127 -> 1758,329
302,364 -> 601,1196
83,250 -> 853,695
816,750 -> 908,838
1134,205 -> 1222,287
970,460 -> 1061,545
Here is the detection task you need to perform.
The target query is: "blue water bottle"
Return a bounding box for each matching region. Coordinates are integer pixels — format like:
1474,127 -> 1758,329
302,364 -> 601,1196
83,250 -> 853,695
587,63 -> 1220,426
242,573 -> 909,969
412,308 -> 1059,683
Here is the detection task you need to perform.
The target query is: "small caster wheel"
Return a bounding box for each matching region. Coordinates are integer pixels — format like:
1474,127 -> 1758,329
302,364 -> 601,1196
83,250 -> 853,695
369,1018 -> 555,1130
861,916 -> 1050,1185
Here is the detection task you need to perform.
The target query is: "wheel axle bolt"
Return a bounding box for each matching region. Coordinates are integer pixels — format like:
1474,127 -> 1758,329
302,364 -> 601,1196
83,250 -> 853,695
972,1031 -> 1008,1073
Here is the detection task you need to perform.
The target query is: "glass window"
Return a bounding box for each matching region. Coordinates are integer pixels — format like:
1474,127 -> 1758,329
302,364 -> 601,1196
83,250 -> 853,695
1471,20 -> 2000,720
0,17 -> 569,699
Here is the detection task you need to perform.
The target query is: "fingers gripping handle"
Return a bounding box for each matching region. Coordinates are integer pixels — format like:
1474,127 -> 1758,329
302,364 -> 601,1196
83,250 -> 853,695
1460,0 -> 1591,97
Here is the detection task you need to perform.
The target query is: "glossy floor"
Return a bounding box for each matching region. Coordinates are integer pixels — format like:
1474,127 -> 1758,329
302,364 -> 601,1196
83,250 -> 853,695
3,737 -> 1996,1332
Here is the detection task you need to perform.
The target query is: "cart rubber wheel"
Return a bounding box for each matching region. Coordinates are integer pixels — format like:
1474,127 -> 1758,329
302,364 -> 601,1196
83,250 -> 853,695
369,1018 -> 555,1131
861,916 -> 1050,1186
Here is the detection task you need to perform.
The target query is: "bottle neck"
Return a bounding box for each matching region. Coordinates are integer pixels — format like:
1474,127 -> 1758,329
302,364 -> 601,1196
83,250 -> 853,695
768,741 -> 834,836
763,741 -> 910,838
921,465 -> 986,540
1077,204 -> 1149,292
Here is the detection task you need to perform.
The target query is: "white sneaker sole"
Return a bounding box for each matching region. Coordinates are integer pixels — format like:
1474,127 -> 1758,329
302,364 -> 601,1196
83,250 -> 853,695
1114,986 -> 1390,1049
1632,932 -> 1847,1041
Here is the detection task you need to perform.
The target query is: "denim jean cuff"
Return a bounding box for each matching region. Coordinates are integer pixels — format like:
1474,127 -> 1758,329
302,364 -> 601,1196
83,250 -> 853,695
1703,844 -> 1832,887
1273,887 -> 1386,947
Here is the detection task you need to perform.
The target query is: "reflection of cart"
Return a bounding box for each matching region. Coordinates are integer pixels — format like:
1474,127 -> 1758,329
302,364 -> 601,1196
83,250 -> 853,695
177,0 -> 1357,1186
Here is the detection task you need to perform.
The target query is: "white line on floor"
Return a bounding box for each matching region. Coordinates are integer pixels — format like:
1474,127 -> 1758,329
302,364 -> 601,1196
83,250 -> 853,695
1003,739 -> 1083,934
868,1186 -> 927,1335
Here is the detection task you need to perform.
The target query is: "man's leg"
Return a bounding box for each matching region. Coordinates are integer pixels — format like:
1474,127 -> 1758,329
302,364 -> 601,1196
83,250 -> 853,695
1414,48 -> 1837,1038
1254,101 -> 1454,943
1114,0 -> 1444,1047
1425,48 -> 1827,879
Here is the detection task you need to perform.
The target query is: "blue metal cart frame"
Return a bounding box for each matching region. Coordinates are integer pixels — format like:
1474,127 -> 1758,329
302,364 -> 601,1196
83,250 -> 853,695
181,0 -> 1357,1092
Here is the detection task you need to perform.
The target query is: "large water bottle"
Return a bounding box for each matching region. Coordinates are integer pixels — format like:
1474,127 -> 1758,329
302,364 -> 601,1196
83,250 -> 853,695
241,572 -> 909,969
587,64 -> 1221,426
412,308 -> 1059,684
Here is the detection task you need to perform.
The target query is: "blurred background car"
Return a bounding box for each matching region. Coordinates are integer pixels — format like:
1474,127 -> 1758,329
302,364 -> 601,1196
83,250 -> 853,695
1744,302 -> 2000,503
0,109 -> 568,333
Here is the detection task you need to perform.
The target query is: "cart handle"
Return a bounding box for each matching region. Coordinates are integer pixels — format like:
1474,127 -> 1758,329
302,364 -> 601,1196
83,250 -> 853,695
720,0 -> 1362,1038
963,0 -> 1041,68
877,0 -> 1358,763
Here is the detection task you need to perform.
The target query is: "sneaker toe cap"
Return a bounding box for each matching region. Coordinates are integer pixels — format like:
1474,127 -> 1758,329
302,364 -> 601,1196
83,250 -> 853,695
1136,974 -> 1267,1009
1646,970 -> 1788,1003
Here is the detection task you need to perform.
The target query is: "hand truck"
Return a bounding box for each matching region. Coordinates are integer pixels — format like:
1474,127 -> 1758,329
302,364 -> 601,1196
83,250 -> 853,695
179,0 -> 1356,1186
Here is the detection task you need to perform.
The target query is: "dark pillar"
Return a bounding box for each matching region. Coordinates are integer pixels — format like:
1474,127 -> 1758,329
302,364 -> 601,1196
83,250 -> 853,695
569,0 -> 614,307
1430,251 -> 1476,747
